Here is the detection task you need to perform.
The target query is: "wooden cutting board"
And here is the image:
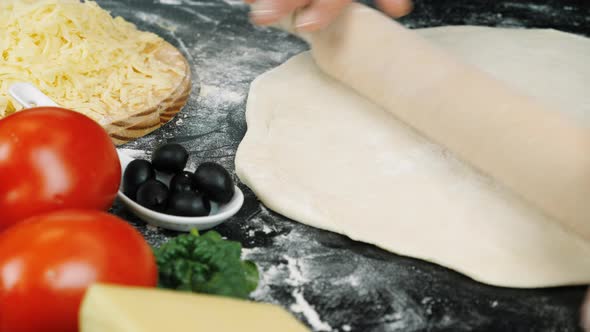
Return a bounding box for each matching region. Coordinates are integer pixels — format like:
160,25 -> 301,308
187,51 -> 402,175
102,41 -> 192,146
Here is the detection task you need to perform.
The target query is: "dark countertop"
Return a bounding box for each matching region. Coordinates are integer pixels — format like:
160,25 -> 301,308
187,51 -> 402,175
99,0 -> 590,331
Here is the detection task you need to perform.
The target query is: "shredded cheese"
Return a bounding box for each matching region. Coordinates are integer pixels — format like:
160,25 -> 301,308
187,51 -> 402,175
0,0 -> 184,122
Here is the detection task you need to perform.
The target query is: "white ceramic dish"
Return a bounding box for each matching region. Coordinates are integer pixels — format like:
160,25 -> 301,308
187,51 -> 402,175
117,151 -> 244,232
9,83 -> 244,232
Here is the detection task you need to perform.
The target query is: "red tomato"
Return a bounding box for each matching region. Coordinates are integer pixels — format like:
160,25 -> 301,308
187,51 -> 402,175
0,107 -> 121,231
0,210 -> 158,332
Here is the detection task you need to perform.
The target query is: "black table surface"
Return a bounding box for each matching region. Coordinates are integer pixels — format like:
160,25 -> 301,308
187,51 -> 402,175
98,0 -> 590,331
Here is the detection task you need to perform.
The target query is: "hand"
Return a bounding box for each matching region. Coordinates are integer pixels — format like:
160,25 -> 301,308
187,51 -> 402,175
248,0 -> 413,32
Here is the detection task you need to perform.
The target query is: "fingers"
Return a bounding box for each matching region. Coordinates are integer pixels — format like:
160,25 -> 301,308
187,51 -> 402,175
375,0 -> 413,18
249,0 -> 311,26
293,0 -> 352,32
247,0 -> 414,30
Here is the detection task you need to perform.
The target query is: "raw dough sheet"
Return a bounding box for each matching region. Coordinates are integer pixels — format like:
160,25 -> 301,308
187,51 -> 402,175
236,16 -> 590,287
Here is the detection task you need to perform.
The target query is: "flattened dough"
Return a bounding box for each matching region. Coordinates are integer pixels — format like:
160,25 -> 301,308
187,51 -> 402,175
236,23 -> 590,286
303,5 -> 590,240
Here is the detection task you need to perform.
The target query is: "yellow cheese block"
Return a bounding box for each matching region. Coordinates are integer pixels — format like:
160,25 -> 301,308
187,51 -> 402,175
80,284 -> 310,332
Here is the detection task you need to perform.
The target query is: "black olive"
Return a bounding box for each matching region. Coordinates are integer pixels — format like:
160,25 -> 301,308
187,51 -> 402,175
123,159 -> 156,200
169,171 -> 198,193
136,179 -> 169,212
166,191 -> 211,217
194,162 -> 235,204
152,143 -> 189,174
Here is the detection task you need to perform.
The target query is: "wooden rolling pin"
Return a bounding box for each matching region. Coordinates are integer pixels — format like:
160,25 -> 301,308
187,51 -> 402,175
276,3 -> 590,239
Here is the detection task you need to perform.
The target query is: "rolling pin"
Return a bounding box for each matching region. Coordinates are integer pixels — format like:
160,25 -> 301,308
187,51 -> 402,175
273,3 -> 590,239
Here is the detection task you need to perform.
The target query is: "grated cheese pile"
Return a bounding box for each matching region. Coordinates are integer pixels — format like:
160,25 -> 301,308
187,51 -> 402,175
0,0 -> 184,123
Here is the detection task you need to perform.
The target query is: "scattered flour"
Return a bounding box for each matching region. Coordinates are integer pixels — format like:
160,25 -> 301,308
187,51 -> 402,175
291,290 -> 333,332
133,12 -> 179,32
401,1 -> 573,29
198,85 -> 245,109
117,148 -> 149,160
242,220 -> 336,331
158,0 -> 182,5
262,224 -> 272,234
284,255 -> 307,286
503,2 -> 552,12
146,224 -> 160,232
